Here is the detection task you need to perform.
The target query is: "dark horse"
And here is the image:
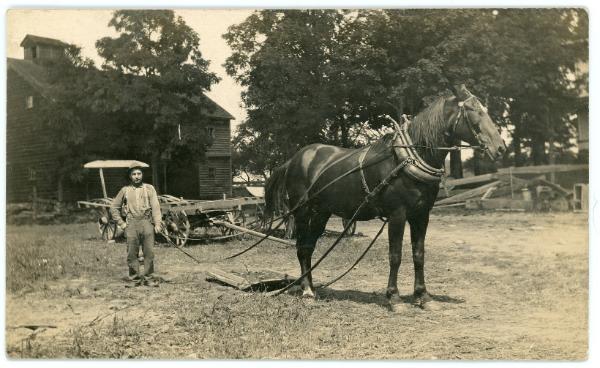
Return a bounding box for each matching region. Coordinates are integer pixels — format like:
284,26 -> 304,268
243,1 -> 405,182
265,85 -> 506,310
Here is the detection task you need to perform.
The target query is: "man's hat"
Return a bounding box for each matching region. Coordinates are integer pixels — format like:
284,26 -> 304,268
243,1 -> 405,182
127,160 -> 149,174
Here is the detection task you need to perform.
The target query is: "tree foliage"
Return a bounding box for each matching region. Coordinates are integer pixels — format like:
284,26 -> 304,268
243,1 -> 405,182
93,10 -> 220,164
225,9 -> 588,176
40,45 -> 97,183
36,10 -> 222,194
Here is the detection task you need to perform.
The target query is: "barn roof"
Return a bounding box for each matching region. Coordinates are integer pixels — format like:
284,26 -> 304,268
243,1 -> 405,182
191,94 -> 235,120
20,34 -> 69,48
7,58 -> 52,98
7,57 -> 235,120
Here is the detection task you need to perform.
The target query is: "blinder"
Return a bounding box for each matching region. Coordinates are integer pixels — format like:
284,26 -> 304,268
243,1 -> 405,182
451,95 -> 489,151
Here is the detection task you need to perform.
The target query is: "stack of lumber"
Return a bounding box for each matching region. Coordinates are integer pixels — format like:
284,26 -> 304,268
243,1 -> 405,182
6,200 -> 93,224
434,164 -> 586,212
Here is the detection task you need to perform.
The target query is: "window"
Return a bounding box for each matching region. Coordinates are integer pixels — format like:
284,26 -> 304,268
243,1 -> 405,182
206,127 -> 215,139
208,167 -> 216,179
31,47 -> 37,59
28,167 -> 37,181
26,96 -> 34,109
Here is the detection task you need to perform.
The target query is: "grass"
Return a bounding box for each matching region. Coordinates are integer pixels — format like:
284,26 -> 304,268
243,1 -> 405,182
6,223 -> 123,293
5,213 -> 589,359
67,314 -> 147,358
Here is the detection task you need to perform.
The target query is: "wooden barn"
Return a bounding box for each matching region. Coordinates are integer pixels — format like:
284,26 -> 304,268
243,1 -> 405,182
7,34 -> 235,203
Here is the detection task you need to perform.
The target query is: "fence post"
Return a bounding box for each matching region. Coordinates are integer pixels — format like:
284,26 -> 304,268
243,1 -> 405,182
32,183 -> 38,221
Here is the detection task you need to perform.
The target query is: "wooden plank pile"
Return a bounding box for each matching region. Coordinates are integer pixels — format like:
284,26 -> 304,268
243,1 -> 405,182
7,199 -> 95,225
206,268 -> 297,292
435,164 -> 588,212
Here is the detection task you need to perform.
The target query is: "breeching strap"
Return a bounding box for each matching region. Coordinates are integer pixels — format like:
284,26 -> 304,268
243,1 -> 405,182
269,157 -> 412,296
224,149 -> 394,260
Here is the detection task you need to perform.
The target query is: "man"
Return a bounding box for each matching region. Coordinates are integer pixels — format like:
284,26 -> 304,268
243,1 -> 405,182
110,162 -> 162,285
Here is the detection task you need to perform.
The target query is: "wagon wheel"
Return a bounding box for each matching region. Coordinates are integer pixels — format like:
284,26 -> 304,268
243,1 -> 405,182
342,218 -> 357,237
252,204 -> 268,231
97,208 -> 117,241
218,209 -> 246,237
163,211 -> 191,248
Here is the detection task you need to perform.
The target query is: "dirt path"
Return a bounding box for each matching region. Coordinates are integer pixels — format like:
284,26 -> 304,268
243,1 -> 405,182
6,212 -> 588,359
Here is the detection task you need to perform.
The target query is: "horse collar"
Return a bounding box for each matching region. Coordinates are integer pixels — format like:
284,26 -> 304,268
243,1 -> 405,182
391,125 -> 445,183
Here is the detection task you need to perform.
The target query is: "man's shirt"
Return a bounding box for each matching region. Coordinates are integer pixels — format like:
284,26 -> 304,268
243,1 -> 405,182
110,183 -> 162,225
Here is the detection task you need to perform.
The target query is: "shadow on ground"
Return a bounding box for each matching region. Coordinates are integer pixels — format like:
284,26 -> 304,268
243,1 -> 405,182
316,287 -> 466,309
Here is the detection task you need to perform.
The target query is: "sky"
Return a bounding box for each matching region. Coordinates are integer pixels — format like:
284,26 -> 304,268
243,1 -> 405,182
6,9 -> 254,127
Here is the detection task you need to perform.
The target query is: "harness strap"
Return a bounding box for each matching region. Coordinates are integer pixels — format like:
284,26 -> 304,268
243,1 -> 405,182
320,219 -> 388,288
305,148 -> 370,200
358,145 -> 372,195
397,126 -> 445,177
225,151 -> 393,260
270,156 -> 412,296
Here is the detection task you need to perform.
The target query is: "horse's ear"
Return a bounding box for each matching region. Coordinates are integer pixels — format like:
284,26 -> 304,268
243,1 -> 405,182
449,84 -> 458,96
452,84 -> 470,101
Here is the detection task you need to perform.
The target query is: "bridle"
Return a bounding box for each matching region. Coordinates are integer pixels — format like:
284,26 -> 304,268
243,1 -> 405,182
388,95 -> 492,153
450,94 -> 491,155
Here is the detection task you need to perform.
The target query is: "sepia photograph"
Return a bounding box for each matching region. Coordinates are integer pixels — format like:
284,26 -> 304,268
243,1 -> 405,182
2,1 -> 593,363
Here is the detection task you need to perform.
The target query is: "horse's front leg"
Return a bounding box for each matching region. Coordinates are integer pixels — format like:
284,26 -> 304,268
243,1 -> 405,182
408,211 -> 439,310
386,207 -> 407,310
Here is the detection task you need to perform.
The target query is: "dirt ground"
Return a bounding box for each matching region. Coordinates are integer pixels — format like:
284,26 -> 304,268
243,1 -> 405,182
5,211 -> 588,360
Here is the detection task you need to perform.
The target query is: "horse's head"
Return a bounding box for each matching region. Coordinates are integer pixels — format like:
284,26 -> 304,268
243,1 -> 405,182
447,85 -> 506,160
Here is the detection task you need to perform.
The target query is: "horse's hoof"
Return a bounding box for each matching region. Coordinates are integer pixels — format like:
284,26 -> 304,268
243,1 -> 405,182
419,300 -> 442,311
387,295 -> 410,313
302,289 -> 316,299
388,302 -> 412,313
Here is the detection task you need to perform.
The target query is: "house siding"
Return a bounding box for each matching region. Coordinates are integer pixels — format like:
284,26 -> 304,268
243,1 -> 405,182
162,119 -> 233,200
7,69 -> 63,202
198,156 -> 232,199
7,56 -> 234,204
205,119 -> 231,157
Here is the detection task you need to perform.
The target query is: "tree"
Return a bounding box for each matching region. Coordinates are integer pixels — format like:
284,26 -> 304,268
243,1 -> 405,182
224,10 -> 391,174
93,10 -> 220,191
226,9 -> 588,178
231,125 -> 285,181
40,45 -> 97,200
487,9 -> 587,165
366,9 -> 588,166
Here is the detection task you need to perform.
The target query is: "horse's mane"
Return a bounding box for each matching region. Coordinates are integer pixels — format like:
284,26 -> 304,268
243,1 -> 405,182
407,97 -> 448,148
371,96 -> 449,151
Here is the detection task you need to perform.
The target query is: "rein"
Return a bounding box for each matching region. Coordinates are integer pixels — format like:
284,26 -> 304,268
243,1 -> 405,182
223,150 -> 394,260
385,114 -> 482,152
222,105 -> 482,261
269,157 -> 413,296
392,143 -> 479,151
172,97 -> 491,291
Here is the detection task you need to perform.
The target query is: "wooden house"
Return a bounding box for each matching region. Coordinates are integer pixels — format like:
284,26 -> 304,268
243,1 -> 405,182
7,34 -> 235,203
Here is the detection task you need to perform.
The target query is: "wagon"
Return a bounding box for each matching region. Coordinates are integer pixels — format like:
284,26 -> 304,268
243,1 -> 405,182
76,160 -> 267,247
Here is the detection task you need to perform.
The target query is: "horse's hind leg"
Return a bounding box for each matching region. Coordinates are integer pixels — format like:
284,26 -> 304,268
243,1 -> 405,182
295,209 -> 330,298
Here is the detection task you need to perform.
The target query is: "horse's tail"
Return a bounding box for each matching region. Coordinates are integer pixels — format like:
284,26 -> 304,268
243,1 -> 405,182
264,160 -> 290,227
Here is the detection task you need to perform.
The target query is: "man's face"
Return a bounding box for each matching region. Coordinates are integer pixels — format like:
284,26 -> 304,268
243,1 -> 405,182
130,169 -> 143,185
